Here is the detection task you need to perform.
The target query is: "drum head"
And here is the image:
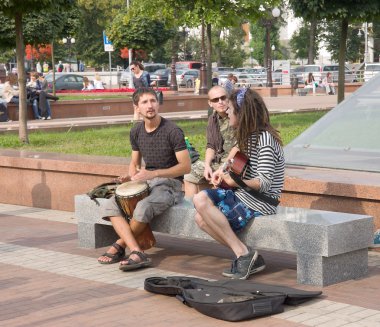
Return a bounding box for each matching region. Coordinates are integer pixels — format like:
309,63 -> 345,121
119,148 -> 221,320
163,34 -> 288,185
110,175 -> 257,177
116,181 -> 148,197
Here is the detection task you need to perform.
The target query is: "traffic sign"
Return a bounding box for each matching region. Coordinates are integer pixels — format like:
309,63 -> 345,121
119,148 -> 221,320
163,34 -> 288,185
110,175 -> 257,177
103,31 -> 114,52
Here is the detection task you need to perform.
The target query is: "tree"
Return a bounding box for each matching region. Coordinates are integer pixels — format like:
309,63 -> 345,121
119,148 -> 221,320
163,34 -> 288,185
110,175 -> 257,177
290,20 -> 322,62
213,27 -> 248,67
289,0 -> 380,103
108,15 -> 175,56
126,0 -> 280,88
323,21 -> 363,63
0,0 -> 75,143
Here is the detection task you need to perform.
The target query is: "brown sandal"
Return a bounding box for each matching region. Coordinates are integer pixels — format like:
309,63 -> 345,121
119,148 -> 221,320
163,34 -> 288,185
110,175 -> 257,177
119,251 -> 152,271
98,242 -> 125,264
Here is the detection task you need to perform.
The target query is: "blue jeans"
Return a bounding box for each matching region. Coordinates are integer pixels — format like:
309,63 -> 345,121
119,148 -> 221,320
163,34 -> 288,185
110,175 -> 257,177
45,100 -> 52,118
32,99 -> 51,119
10,96 -> 19,104
32,99 -> 41,119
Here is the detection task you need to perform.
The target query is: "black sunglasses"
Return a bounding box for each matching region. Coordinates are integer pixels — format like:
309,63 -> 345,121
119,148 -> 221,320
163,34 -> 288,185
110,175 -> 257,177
209,95 -> 227,103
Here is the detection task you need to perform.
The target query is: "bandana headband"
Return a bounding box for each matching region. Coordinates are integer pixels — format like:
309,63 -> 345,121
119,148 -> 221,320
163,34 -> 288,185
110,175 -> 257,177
236,88 -> 248,109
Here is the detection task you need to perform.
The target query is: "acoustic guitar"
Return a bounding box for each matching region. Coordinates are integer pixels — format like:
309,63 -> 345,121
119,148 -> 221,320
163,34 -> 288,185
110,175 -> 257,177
219,151 -> 249,189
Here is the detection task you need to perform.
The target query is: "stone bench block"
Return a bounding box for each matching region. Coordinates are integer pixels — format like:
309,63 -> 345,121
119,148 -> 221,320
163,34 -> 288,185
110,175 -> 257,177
75,194 -> 373,286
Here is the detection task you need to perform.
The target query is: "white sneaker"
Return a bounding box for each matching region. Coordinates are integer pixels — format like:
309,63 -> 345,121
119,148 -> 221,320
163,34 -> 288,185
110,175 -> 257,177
46,116 -> 52,120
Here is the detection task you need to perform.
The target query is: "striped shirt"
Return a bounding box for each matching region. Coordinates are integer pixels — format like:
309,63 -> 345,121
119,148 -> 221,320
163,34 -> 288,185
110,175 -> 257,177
235,131 -> 285,215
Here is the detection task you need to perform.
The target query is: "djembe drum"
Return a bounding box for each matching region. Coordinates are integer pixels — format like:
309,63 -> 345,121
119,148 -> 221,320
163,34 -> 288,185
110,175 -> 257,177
115,181 -> 156,250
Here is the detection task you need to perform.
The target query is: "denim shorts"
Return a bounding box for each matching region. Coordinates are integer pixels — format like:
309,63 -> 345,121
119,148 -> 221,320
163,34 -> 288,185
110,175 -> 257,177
205,188 -> 261,233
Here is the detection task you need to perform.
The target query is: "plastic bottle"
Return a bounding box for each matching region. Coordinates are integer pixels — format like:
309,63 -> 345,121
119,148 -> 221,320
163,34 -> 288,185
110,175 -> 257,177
185,137 -> 191,150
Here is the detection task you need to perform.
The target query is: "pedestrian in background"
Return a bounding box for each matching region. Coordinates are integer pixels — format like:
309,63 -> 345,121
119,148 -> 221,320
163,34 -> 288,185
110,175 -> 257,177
82,77 -> 94,91
130,61 -> 151,121
223,73 -> 234,95
36,62 -> 42,74
305,72 -> 317,95
93,74 -> 104,89
2,73 -> 19,105
322,72 -> 335,95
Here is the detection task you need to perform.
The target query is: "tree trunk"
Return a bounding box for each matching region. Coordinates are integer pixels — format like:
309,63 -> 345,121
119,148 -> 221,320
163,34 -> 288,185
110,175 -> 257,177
215,29 -> 222,66
15,12 -> 29,144
206,23 -> 212,89
338,18 -> 348,103
51,41 -> 56,96
308,18 -> 317,64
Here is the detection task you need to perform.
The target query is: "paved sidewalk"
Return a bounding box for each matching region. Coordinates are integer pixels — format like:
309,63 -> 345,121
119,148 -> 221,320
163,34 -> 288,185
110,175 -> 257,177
0,93 -> 340,132
1,203 -> 380,326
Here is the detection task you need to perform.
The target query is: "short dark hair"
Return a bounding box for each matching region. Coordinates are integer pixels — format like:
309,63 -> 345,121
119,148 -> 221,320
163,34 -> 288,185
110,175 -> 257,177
130,61 -> 144,70
132,87 -> 158,105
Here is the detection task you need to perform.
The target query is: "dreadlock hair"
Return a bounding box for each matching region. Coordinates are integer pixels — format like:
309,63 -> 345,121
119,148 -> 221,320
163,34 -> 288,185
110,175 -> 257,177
229,88 -> 283,152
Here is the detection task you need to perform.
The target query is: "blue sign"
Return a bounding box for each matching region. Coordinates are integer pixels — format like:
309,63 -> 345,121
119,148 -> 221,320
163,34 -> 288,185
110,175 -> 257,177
103,31 -> 114,52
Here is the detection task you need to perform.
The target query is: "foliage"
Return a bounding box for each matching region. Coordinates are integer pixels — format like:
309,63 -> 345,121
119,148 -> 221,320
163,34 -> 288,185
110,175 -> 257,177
290,20 -> 323,60
289,0 -> 380,103
0,0 -> 76,144
374,21 -> 380,62
0,15 -> 16,49
214,27 -> 248,67
249,20 -> 282,67
323,21 -> 363,63
108,14 -> 175,55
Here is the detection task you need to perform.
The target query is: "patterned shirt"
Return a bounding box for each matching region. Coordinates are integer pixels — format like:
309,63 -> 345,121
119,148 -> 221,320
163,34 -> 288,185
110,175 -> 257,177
218,116 -> 235,162
130,117 -> 187,177
235,131 -> 285,215
206,113 -> 236,164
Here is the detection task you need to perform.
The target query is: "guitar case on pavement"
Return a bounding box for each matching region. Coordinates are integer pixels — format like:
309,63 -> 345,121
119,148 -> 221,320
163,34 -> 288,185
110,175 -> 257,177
144,276 -> 322,322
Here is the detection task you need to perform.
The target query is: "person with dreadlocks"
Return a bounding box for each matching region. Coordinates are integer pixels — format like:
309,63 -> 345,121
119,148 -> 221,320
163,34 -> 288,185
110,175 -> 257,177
193,88 -> 285,280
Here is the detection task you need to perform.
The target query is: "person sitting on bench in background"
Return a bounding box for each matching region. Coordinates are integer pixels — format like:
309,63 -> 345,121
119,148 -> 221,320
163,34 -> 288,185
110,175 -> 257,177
27,72 -> 58,120
193,88 -> 285,280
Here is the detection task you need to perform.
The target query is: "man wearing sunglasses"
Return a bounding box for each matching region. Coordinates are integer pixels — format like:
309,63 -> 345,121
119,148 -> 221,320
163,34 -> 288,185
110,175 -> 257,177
185,85 -> 235,196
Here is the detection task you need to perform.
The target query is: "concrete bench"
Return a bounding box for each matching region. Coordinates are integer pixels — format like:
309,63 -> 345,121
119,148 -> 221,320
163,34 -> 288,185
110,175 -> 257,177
74,194 -> 373,287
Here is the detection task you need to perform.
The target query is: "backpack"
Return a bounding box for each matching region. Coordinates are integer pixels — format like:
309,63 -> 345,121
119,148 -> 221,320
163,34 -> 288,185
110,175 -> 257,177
87,182 -> 120,204
144,276 -> 322,322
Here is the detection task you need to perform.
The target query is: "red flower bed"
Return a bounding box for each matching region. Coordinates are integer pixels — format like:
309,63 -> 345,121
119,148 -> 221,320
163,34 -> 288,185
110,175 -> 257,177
56,87 -> 169,94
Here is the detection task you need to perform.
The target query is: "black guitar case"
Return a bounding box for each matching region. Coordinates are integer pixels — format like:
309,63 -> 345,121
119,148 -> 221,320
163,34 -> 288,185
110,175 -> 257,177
144,276 -> 322,322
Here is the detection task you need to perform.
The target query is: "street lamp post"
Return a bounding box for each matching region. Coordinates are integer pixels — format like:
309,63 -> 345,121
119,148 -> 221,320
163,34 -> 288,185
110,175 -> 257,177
170,56 -> 178,91
250,47 -> 254,67
62,37 -> 75,71
261,7 -> 280,88
357,22 -> 369,63
199,20 -> 208,95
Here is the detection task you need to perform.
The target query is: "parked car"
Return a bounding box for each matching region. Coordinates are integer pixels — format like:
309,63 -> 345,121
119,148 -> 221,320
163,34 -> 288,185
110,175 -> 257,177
363,63 -> 380,82
119,63 -> 166,87
235,73 -> 265,87
320,64 -> 358,83
292,64 -> 358,84
176,69 -> 200,88
214,67 -> 234,74
45,73 -> 84,91
175,61 -> 202,70
150,68 -> 171,87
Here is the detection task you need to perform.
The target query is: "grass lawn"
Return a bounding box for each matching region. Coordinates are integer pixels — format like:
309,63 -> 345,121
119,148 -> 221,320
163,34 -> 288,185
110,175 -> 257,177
0,111 -> 326,159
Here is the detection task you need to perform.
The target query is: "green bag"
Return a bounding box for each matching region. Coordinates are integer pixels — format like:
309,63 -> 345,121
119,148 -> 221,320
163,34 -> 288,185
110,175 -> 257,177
87,182 -> 120,200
